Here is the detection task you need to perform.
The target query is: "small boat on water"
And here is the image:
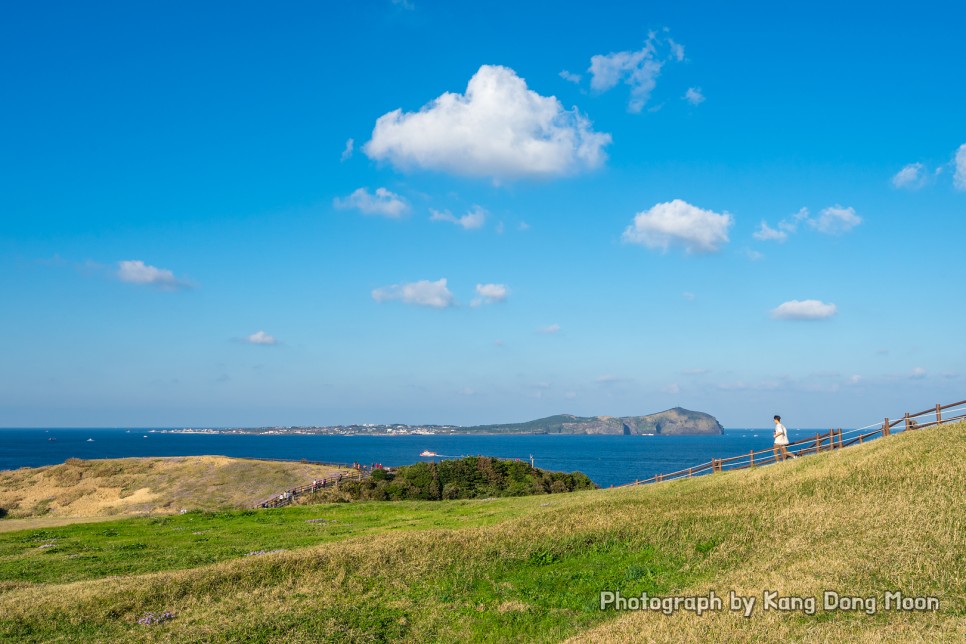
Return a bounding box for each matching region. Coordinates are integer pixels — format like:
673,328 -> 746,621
48,437 -> 56,441
419,450 -> 437,457
86,438 -> 94,442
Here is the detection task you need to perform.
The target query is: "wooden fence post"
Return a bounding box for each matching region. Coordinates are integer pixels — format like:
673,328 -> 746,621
936,403 -> 942,424
688,467 -> 693,478
904,412 -> 911,431
838,429 -> 843,448
883,418 -> 890,437
749,450 -> 755,468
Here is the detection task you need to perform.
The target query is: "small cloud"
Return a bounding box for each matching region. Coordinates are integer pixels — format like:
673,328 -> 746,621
518,221 -> 531,232
622,199 -> 733,254
876,348 -> 890,356
743,249 -> 764,261
910,367 -> 927,379
891,162 -> 926,189
245,331 -> 278,346
848,374 -> 862,384
458,387 -> 476,396
588,32 -> 685,113
334,187 -> 409,218
808,205 -> 861,235
494,339 -> 505,348
495,221 -> 505,235
771,299 -> 838,320
663,383 -> 681,394
471,283 -> 508,307
683,87 -> 705,105
753,221 -> 788,242
559,70 -> 582,84
116,260 -> 190,290
430,206 -> 487,230
682,291 -> 696,301
372,278 -> 454,308
564,391 -> 577,399
537,323 -> 560,334
954,143 -> 966,191
391,0 -> 414,9
595,374 -> 626,384
340,138 -> 354,162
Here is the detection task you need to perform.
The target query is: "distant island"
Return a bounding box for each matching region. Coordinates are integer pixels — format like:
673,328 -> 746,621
152,407 -> 724,436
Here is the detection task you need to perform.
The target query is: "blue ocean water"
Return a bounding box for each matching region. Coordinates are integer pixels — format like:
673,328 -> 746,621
0,428 -> 825,487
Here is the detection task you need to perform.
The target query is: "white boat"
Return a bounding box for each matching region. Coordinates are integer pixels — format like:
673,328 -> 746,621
86,438 -> 94,442
419,450 -> 437,457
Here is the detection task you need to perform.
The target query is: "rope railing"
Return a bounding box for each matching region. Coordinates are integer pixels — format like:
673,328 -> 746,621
255,469 -> 368,509
617,398 -> 965,489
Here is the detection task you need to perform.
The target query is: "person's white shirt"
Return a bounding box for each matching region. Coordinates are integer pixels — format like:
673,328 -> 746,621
774,421 -> 789,445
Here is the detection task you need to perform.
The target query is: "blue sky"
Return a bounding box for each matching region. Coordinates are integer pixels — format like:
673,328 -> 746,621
2,0 -> 964,428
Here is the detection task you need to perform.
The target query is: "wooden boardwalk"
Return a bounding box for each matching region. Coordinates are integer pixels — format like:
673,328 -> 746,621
616,398 -> 966,488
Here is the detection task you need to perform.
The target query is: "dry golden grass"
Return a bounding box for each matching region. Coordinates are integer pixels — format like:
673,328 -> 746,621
0,456 -> 352,520
0,423 -> 961,641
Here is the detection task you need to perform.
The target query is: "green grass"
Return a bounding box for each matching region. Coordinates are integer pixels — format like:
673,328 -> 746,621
0,496 -> 561,584
0,423 -> 961,642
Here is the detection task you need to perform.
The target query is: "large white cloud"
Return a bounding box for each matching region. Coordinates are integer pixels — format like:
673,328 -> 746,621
333,187 -> 409,218
622,199 -> 733,254
808,205 -> 861,235
372,278 -> 454,308
955,144 -> 966,190
771,299 -> 837,320
588,33 -> 684,112
471,283 -> 508,307
116,260 -> 188,290
364,65 -> 611,180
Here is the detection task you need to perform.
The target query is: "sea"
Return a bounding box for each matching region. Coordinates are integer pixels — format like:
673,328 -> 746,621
0,428 -> 827,488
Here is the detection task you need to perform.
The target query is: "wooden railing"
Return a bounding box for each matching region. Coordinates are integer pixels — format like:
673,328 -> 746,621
616,398 -> 966,488
255,469 -> 367,509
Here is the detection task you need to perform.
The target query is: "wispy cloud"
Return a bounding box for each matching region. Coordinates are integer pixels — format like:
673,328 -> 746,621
622,199 -> 733,254
808,205 -> 861,235
955,143 -> 966,190
245,331 -> 277,346
891,162 -> 926,189
334,187 -> 409,218
559,70 -> 582,84
588,31 -> 685,112
116,260 -> 190,290
372,278 -> 454,308
537,323 -> 561,334
471,283 -> 508,307
683,87 -> 705,105
429,206 -> 487,230
340,138 -> 354,162
771,299 -> 837,320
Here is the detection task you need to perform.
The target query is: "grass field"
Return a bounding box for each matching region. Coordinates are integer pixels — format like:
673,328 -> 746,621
0,455 -> 353,519
0,422 -> 962,642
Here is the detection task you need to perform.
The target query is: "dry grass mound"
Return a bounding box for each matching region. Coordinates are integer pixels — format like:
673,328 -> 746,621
0,456 -> 350,519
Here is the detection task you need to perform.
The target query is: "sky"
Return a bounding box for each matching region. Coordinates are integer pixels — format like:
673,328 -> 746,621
1,0 -> 964,429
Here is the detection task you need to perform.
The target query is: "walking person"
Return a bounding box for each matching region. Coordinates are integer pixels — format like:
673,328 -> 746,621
773,415 -> 796,461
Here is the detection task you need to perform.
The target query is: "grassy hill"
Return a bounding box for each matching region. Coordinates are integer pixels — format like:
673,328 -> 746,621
0,423 -> 961,642
0,456 -> 352,520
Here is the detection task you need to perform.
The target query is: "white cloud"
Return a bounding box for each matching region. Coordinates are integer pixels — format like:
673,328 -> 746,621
663,383 -> 681,394
910,367 -> 927,379
372,278 -> 454,308
753,221 -> 788,242
771,299 -> 838,320
430,206 -> 487,230
848,374 -> 862,384
588,33 -> 684,112
743,249 -> 764,261
340,138 -> 354,162
495,221 -> 505,234
809,205 -> 861,235
682,291 -> 696,301
116,260 -> 188,290
684,87 -> 705,105
891,162 -> 925,189
333,187 -> 409,218
559,70 -> 582,84
365,65 -> 611,181
538,323 -> 560,334
955,144 -> 966,190
622,199 -> 733,254
245,331 -> 277,346
471,283 -> 508,307
518,221 -> 531,231
391,0 -> 414,9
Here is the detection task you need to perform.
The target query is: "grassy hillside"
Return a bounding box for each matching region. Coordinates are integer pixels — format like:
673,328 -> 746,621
0,423 -> 961,642
0,456 -> 352,519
